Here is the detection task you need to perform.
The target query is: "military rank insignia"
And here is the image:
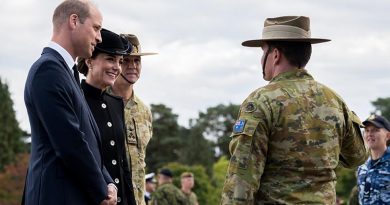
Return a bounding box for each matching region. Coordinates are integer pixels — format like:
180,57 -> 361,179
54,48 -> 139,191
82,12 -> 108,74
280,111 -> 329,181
126,124 -> 137,145
233,119 -> 246,133
244,102 -> 256,113
368,114 -> 376,120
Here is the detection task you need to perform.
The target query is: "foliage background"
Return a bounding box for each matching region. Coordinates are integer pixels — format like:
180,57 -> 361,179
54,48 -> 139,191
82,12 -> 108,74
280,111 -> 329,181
0,79 -> 25,171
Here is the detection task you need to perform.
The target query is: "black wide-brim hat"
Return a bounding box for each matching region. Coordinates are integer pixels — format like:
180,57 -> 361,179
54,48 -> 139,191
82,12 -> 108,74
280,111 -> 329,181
94,28 -> 131,55
77,28 -> 131,76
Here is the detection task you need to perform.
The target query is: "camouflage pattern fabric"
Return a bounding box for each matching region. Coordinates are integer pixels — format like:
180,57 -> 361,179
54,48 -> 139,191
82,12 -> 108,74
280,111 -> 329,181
221,69 -> 368,204
150,183 -> 187,205
182,191 -> 198,205
124,94 -> 153,205
107,88 -> 153,205
357,147 -> 390,205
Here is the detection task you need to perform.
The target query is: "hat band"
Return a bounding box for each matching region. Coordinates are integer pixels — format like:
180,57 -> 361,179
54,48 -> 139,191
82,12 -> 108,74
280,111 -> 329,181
262,25 -> 311,39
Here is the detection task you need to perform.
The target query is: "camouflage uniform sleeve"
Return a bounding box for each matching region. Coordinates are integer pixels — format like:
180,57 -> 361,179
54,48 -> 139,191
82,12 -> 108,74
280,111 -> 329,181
339,110 -> 368,168
150,188 -> 169,205
176,189 -> 188,205
221,100 -> 271,205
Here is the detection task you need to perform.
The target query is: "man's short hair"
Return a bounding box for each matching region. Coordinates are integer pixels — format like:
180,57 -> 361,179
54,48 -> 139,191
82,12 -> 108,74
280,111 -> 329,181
181,172 -> 194,179
52,0 -> 91,27
267,41 -> 312,68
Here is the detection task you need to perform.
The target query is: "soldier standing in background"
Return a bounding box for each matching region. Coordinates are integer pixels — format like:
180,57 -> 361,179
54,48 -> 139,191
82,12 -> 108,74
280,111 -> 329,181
357,114 -> 390,204
108,34 -> 157,205
221,16 -> 367,204
144,173 -> 157,204
180,172 -> 199,205
151,168 -> 186,205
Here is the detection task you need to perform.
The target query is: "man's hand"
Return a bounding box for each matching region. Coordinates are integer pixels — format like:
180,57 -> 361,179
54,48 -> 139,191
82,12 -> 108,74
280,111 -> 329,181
99,184 -> 118,205
107,183 -> 118,201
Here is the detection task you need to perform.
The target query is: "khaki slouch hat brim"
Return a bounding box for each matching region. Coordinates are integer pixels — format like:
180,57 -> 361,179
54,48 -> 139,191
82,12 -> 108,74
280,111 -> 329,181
242,16 -> 330,47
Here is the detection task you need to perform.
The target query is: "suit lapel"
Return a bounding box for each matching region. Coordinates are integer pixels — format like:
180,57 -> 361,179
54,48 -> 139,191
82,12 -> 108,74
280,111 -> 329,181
42,47 -> 103,146
42,48 -> 81,91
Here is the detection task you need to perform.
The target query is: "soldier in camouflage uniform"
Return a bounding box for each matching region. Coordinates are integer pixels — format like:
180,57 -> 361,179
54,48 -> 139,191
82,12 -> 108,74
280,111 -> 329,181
180,172 -> 199,205
109,34 -> 157,205
357,114 -> 390,205
151,168 -> 187,205
221,16 -> 368,205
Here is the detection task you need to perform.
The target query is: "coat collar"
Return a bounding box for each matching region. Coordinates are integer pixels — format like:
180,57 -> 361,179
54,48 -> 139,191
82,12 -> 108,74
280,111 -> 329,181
47,41 -> 75,70
81,80 -> 105,100
365,147 -> 390,168
41,47 -> 70,71
270,69 -> 313,83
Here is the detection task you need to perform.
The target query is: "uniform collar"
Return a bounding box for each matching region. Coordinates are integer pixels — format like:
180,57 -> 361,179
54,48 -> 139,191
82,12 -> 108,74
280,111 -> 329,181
132,93 -> 141,104
124,92 -> 140,108
270,69 -> 313,83
106,86 -> 137,106
81,80 -> 105,99
366,147 -> 390,167
380,147 -> 390,161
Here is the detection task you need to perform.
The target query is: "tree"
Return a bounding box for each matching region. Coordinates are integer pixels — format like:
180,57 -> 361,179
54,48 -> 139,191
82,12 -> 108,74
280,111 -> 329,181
335,165 -> 357,203
178,124 -> 215,175
146,104 -> 184,172
212,156 -> 229,204
0,153 -> 29,205
371,97 -> 390,120
0,79 -> 25,171
195,103 -> 240,158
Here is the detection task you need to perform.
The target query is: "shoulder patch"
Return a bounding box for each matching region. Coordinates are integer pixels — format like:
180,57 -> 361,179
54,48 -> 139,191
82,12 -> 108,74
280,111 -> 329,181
233,119 -> 246,133
243,102 -> 256,113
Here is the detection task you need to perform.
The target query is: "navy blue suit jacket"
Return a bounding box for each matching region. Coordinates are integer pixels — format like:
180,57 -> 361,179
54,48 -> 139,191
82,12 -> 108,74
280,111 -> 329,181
23,47 -> 113,205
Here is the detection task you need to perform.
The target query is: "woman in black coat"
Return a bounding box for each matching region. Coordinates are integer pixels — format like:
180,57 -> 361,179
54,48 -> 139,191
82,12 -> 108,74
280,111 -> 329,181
77,28 -> 136,205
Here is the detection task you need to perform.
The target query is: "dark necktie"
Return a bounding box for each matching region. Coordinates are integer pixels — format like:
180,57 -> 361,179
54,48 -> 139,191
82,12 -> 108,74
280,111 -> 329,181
72,64 -> 80,87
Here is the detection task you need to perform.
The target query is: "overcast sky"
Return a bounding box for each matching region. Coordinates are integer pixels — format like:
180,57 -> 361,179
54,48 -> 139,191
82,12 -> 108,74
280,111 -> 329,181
1,0 -> 389,133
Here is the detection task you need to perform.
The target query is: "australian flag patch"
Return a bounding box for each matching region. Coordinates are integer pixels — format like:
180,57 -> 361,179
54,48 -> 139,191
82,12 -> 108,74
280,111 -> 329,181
233,119 -> 246,133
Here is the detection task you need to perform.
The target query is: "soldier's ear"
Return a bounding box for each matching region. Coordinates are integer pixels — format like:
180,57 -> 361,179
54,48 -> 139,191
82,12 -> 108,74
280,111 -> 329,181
272,47 -> 282,65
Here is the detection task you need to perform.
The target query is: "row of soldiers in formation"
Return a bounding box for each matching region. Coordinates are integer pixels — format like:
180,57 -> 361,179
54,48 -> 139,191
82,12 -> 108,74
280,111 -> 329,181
22,0 -> 388,204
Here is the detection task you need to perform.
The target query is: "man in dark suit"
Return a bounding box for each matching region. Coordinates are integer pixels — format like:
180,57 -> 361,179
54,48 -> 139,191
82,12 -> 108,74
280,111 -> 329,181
23,1 -> 117,204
